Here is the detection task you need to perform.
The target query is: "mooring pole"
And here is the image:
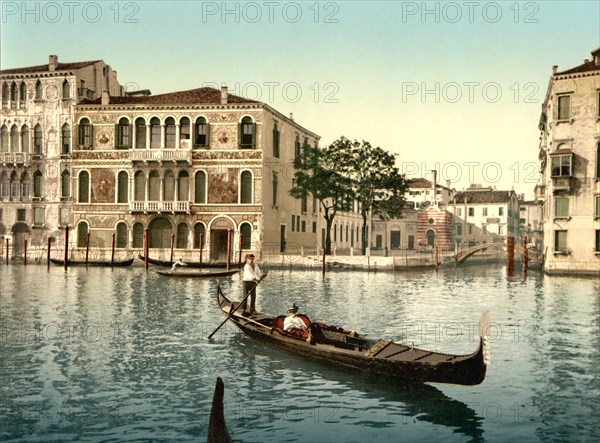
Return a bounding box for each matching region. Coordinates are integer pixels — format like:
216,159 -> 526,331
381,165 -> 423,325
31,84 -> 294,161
23,239 -> 27,266
64,225 -> 69,271
507,235 -> 515,277
5,238 -> 8,265
522,236 -> 528,280
47,237 -> 52,272
226,229 -> 232,271
170,234 -> 175,264
85,232 -> 90,267
322,247 -> 326,279
144,228 -> 149,272
435,244 -> 439,272
111,233 -> 116,267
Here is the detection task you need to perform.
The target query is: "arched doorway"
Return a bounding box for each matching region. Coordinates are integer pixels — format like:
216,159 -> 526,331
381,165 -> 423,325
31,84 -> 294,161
210,217 -> 234,262
426,229 -> 436,247
11,222 -> 30,256
148,217 -> 173,248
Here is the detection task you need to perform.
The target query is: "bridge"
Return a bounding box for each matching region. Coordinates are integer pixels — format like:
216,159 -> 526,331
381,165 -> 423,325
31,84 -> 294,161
456,242 -> 540,264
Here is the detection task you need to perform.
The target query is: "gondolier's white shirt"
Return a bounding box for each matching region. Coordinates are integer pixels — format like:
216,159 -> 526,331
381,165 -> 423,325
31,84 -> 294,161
243,263 -> 263,282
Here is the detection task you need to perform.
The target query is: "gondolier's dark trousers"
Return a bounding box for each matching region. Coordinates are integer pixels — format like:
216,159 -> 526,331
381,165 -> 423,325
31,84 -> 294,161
241,280 -> 257,312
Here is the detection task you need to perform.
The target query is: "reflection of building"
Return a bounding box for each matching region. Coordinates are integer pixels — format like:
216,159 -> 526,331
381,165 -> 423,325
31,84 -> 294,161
0,55 -> 122,256
537,48 -> 600,275
73,86 -> 319,261
449,185 -> 520,247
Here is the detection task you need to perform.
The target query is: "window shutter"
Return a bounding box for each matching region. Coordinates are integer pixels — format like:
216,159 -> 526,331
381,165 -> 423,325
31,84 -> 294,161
127,124 -> 132,148
205,123 -> 210,148
77,124 -> 82,146
90,125 -> 94,149
191,122 -> 196,147
251,123 -> 257,148
115,123 -> 120,148
237,123 -> 242,148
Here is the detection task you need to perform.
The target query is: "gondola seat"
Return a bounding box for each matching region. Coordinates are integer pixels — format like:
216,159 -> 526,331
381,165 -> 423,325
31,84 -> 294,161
271,314 -> 311,340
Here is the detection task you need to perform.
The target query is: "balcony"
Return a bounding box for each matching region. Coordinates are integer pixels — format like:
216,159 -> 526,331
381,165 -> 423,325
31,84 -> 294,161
129,201 -> 190,213
2,152 -> 31,166
130,149 -> 192,164
552,176 -> 572,192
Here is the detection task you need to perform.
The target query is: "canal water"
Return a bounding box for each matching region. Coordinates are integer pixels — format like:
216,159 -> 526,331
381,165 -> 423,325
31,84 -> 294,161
0,263 -> 598,442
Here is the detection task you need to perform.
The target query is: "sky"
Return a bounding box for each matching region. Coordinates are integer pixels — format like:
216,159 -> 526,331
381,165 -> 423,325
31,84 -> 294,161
2,0 -> 599,198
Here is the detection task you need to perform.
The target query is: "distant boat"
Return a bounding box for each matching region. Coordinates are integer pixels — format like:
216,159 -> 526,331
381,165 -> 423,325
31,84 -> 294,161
216,286 -> 491,386
156,269 -> 238,278
138,253 -> 243,269
49,257 -> 134,267
207,377 -> 233,443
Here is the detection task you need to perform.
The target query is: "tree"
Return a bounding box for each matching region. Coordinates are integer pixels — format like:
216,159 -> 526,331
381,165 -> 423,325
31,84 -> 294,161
327,137 -> 408,255
289,143 -> 353,255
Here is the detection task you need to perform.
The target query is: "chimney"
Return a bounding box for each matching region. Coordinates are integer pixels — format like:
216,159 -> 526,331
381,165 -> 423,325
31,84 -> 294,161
49,55 -> 58,71
584,58 -> 590,64
101,90 -> 110,105
220,86 -> 228,104
552,65 -> 558,74
290,112 -> 294,121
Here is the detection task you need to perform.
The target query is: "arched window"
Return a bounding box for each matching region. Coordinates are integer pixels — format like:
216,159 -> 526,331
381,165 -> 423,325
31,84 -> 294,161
134,171 -> 146,201
10,82 -> 17,102
135,117 -> 146,149
239,116 -> 255,148
163,170 -> 175,201
116,222 -> 128,248
61,170 -> 70,198
117,171 -> 128,203
61,123 -> 71,155
116,117 -> 131,149
177,171 -> 189,201
240,223 -> 252,249
150,117 -> 161,149
35,80 -> 42,100
10,125 -> 18,152
1,83 -> 8,103
77,222 -> 89,247
19,82 -> 26,103
194,171 -> 206,203
179,117 -> 190,145
33,124 -> 43,155
176,223 -> 188,248
78,118 -> 92,148
194,116 -> 209,148
0,171 -> 8,198
193,223 -> 206,248
21,173 -> 30,198
132,223 -> 144,248
148,171 -> 160,200
0,125 -> 7,152
78,171 -> 90,203
62,80 -> 70,99
164,117 -> 176,149
10,171 -> 19,198
21,126 -> 29,153
33,171 -> 42,198
240,171 -> 253,204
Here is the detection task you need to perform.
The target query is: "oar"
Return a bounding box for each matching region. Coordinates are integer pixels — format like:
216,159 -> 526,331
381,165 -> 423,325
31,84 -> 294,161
208,274 -> 266,339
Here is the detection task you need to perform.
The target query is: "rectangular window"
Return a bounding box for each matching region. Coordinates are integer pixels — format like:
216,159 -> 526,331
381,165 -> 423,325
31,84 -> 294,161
312,221 -> 317,233
557,95 -> 571,120
499,207 -> 504,216
273,125 -> 280,158
456,224 -> 462,236
468,207 -> 474,217
301,193 -> 308,213
0,208 -> 3,220
296,216 -> 300,232
555,197 -> 569,218
482,207 -> 488,216
391,230 -> 401,249
272,173 -> 278,207
301,221 -> 306,232
291,215 -> 295,232
17,208 -> 26,221
554,230 -> 567,253
595,195 -> 600,219
33,207 -> 44,226
596,230 -> 600,253
499,225 -> 504,235
468,224 -> 473,234
456,207 -> 462,217
551,155 -> 572,177
59,208 -> 70,226
1,182 -> 8,198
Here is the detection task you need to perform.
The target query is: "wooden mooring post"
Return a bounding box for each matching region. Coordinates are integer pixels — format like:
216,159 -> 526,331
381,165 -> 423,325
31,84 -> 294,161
144,228 -> 149,272
226,230 -> 232,271
64,225 -> 69,271
522,236 -> 528,280
507,235 -> 515,277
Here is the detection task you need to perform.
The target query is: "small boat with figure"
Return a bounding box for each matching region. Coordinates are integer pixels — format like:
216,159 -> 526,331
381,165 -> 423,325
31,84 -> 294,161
156,269 -> 238,278
215,286 -> 491,386
138,253 -> 243,269
49,257 -> 134,267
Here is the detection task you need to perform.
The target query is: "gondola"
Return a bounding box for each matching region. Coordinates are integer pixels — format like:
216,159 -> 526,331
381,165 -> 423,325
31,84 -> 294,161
216,286 -> 490,386
207,377 -> 232,443
49,257 -> 134,267
155,269 -> 238,278
138,253 -> 244,269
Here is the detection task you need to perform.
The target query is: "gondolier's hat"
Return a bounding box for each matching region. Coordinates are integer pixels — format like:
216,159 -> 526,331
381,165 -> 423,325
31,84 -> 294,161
288,303 -> 299,313
245,253 -> 255,259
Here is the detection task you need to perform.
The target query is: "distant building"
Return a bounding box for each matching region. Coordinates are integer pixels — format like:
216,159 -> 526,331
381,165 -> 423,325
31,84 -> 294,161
519,199 -> 543,251
449,185 -> 520,247
405,176 -> 454,210
0,55 -> 122,257
536,47 -> 600,276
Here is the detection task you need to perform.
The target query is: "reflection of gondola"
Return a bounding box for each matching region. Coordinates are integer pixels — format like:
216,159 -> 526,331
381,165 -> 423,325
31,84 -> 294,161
207,377 -> 233,443
49,257 -> 134,267
138,253 -> 243,269
156,269 -> 238,278
217,286 -> 491,386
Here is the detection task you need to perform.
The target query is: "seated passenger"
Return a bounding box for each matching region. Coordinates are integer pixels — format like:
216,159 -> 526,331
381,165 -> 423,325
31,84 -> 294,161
283,304 -> 307,332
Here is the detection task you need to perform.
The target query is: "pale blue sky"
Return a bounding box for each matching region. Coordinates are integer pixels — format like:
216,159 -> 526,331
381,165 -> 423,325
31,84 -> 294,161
2,1 -> 599,196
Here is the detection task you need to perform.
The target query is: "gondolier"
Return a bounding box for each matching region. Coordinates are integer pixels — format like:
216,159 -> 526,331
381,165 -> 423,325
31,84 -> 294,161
241,254 -> 267,314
